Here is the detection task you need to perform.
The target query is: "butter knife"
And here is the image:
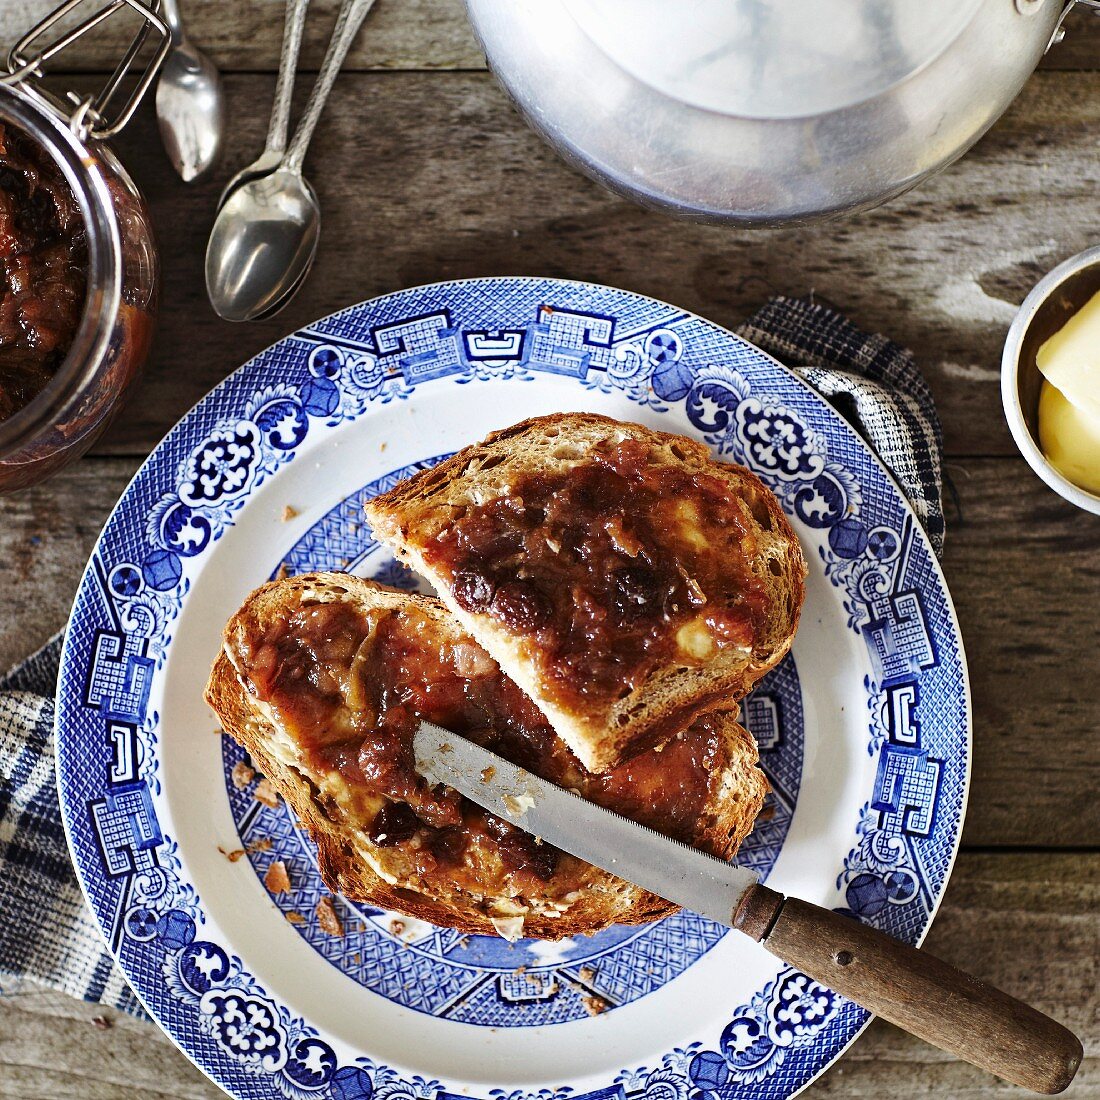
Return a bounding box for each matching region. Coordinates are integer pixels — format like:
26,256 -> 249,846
413,721 -> 1081,1095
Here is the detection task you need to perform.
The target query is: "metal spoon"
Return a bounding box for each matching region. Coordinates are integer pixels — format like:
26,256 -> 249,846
205,0 -> 376,322
155,0 -> 225,182
216,0 -> 310,210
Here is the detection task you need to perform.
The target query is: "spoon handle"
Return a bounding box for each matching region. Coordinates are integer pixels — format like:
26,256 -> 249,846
160,0 -> 184,44
283,0 -> 376,172
267,0 -> 311,157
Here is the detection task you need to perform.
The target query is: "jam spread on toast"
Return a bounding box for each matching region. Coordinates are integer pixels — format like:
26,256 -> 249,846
236,594 -> 722,899
0,122 -> 88,422
423,438 -> 773,710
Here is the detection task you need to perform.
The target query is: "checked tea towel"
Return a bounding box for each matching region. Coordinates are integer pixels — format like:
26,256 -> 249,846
0,296 -> 945,1019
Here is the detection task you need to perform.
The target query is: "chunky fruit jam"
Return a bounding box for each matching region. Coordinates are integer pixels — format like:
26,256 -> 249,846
422,439 -> 774,710
235,593 -> 723,896
0,122 -> 88,422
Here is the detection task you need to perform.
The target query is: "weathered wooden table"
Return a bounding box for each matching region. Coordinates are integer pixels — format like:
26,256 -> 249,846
1,3 -> 1097,1096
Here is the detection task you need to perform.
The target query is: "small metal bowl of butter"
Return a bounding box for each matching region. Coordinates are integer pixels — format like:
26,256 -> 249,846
1002,245 -> 1100,516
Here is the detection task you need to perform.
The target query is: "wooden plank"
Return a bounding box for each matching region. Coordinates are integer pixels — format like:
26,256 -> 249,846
2,455 -> 1097,847
37,68 -> 1091,459
0,852 -> 1094,1098
6,0 -> 1098,73
4,0 -> 484,73
944,457 -> 1100,848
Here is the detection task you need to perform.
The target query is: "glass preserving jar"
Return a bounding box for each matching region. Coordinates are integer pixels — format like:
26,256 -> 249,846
0,0 -> 167,491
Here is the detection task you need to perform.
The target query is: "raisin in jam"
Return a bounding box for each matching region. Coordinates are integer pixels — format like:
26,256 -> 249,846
236,593 -> 722,899
424,438 -> 773,711
0,122 -> 87,422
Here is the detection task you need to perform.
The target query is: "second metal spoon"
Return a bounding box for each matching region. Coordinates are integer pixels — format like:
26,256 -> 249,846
205,0 -> 376,322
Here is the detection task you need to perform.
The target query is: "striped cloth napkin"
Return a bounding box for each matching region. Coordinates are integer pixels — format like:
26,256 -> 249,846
0,296 -> 945,1020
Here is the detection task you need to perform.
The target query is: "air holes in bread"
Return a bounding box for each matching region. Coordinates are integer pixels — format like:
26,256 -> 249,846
749,495 -> 773,530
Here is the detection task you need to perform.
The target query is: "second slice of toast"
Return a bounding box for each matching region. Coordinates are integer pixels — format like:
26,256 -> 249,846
365,413 -> 806,773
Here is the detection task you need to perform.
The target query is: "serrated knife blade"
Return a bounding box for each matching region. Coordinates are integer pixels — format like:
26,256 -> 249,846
410,720 -> 1083,1093
412,719 -> 758,925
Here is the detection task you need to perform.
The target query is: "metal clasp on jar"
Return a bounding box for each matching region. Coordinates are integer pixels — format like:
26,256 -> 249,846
0,0 -> 170,140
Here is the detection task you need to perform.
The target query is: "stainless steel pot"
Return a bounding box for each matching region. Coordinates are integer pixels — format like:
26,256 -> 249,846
466,0 -> 1098,225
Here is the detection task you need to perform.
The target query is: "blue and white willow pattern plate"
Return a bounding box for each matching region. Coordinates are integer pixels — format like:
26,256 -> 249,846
56,278 -> 970,1100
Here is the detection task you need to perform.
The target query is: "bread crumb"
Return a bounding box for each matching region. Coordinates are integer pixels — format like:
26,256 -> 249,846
90,1015 -> 112,1030
285,910 -> 305,924
275,562 -> 291,580
247,836 -> 273,853
213,727 -> 224,737
281,504 -> 299,521
490,914 -> 525,942
231,762 -> 255,790
389,919 -> 406,938
317,897 -> 344,937
578,966 -> 596,982
582,994 -> 610,1016
503,793 -> 535,816
253,777 -> 279,808
380,442 -> 387,452
264,860 -> 291,894
515,965 -> 526,975
217,846 -> 245,863
351,952 -> 361,964
481,766 -> 496,782
458,936 -> 470,948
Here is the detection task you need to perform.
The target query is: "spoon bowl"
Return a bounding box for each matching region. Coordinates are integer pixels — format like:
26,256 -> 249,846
205,168 -> 321,322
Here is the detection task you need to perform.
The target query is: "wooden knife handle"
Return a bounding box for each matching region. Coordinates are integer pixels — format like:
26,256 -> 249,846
733,884 -> 1082,1095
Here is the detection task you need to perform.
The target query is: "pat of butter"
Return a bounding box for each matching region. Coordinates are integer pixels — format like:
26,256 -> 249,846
676,618 -> 715,660
1036,289 -> 1100,494
1039,381 -> 1100,495
675,501 -> 708,550
1037,290 -> 1100,421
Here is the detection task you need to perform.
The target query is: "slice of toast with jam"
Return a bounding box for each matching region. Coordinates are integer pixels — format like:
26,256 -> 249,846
365,414 -> 806,774
205,573 -> 769,940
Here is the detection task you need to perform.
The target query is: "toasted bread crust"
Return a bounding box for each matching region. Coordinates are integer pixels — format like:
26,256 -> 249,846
365,413 -> 806,773
205,572 -> 769,939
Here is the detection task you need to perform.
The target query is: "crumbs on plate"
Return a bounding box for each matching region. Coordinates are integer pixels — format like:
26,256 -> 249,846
264,860 -> 291,894
253,776 -> 280,808
231,762 -> 255,790
317,897 -> 344,937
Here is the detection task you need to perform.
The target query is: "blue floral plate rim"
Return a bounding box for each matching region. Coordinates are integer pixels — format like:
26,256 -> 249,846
54,276 -> 971,1100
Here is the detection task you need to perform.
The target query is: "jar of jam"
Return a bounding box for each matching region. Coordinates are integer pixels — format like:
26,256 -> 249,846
0,1 -> 168,491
